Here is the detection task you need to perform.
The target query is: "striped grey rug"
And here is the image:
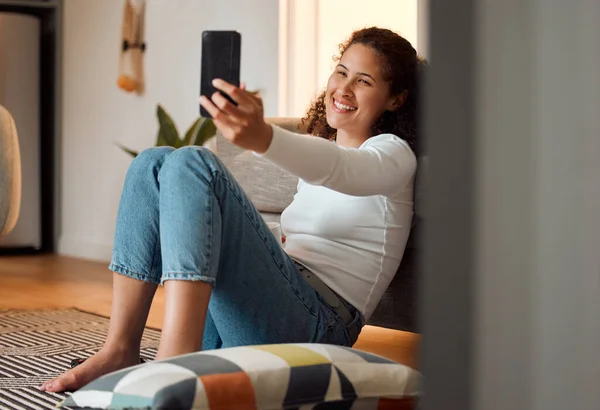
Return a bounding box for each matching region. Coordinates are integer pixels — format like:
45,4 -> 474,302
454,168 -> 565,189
0,309 -> 160,410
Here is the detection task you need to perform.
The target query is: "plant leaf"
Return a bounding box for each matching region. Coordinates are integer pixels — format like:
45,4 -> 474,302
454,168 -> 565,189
156,105 -> 181,147
183,117 -> 202,146
192,118 -> 217,146
116,142 -> 139,158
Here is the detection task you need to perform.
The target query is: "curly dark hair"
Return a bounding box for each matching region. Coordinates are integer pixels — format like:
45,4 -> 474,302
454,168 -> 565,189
300,27 -> 427,154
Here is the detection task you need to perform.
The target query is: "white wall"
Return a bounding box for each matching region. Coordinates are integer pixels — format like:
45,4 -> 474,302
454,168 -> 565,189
59,0 -> 280,261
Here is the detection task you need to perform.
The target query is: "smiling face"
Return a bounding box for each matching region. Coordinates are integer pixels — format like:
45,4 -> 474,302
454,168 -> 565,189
325,43 -> 400,141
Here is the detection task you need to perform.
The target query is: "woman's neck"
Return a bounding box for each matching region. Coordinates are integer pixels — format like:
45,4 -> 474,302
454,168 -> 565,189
335,129 -> 371,148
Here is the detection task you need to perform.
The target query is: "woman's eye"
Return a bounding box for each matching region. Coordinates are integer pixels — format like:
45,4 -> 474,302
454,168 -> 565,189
359,79 -> 371,85
337,71 -> 347,77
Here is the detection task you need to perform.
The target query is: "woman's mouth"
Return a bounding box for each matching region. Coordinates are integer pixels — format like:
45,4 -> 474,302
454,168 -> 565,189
332,98 -> 357,113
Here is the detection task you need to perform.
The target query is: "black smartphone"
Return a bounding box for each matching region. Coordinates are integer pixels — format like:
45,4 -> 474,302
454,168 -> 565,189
199,30 -> 242,118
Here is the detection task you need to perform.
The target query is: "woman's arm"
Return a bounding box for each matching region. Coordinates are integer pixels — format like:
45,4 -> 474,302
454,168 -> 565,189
198,80 -> 416,197
257,125 -> 417,197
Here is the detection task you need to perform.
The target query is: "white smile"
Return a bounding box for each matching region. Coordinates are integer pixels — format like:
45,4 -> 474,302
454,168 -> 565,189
333,99 -> 357,111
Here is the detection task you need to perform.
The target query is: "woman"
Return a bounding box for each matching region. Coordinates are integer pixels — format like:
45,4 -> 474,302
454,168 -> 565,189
41,27 -> 424,393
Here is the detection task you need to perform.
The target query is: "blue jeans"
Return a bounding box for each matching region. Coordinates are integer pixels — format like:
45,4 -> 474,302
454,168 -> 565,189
109,146 -> 362,350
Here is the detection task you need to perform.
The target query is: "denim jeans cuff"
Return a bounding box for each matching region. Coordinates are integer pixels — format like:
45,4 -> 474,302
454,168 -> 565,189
109,262 -> 161,285
161,271 -> 216,286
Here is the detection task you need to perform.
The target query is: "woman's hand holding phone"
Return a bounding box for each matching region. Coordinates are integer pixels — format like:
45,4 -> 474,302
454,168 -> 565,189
199,79 -> 273,154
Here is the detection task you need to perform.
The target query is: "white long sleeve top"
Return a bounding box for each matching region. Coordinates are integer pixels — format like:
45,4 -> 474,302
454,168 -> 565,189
257,125 -> 417,321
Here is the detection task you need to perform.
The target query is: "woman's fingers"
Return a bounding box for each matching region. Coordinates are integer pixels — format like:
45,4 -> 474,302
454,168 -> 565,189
199,95 -> 247,144
248,91 -> 264,109
212,79 -> 265,117
212,79 -> 252,107
199,93 -> 240,121
198,96 -> 236,128
200,89 -> 271,152
198,95 -> 221,119
210,91 -> 243,118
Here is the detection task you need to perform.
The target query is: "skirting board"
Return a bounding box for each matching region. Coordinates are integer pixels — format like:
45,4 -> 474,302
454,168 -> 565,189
57,235 -> 112,262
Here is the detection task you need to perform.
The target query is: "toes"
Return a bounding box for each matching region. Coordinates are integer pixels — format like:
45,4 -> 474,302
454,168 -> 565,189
54,372 -> 79,392
48,379 -> 65,392
43,380 -> 60,392
43,371 -> 80,393
40,378 -> 56,391
45,378 -> 67,392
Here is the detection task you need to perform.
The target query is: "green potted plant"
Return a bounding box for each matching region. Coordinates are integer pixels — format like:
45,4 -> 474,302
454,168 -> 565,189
118,104 -> 217,157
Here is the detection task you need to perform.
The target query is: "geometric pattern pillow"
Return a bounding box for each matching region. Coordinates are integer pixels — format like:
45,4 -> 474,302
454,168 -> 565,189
59,343 -> 421,410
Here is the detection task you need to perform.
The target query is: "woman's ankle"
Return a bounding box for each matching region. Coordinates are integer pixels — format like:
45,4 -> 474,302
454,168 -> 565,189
154,341 -> 201,360
99,340 -> 140,359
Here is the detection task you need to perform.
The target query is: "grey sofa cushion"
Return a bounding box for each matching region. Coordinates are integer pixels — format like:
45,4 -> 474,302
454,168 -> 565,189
214,118 -> 305,214
215,136 -> 298,213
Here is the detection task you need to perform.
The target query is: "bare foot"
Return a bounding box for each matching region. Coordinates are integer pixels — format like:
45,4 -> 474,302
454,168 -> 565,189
40,347 -> 140,393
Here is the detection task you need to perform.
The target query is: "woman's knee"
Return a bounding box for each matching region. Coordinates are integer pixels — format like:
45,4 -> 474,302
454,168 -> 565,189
123,147 -> 175,184
159,146 -> 223,180
130,147 -> 175,171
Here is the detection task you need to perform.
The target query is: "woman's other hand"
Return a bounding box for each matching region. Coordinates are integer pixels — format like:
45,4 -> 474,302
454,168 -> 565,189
199,79 -> 273,153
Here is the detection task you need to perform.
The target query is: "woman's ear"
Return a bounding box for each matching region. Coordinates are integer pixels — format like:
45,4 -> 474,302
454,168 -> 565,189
387,90 -> 408,112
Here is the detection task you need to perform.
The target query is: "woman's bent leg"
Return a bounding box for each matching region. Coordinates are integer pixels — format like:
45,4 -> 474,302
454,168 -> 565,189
41,274 -> 157,392
153,147 -> 354,357
155,280 -> 212,359
41,147 -> 174,392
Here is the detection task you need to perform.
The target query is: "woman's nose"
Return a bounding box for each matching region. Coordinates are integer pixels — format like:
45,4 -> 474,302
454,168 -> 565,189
338,80 -> 353,97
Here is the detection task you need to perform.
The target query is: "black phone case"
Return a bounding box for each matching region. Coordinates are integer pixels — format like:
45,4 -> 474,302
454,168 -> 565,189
199,30 -> 241,118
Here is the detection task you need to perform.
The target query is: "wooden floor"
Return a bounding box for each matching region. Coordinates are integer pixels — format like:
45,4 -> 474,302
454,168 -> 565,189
0,254 -> 420,369
0,254 -> 165,328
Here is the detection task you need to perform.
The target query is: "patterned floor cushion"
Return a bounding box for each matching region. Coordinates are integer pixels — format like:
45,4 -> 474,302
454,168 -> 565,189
59,343 -> 421,410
